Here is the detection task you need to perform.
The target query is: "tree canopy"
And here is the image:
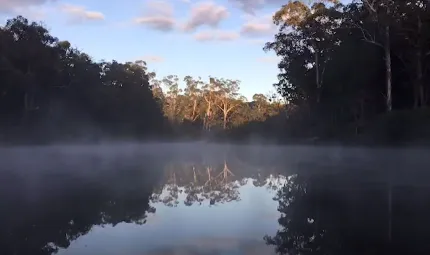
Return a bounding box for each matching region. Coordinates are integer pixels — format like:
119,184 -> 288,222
262,0 -> 430,143
0,16 -> 285,144
2,0 -> 430,145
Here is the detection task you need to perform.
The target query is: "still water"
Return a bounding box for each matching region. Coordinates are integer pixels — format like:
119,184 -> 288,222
1,143 -> 429,255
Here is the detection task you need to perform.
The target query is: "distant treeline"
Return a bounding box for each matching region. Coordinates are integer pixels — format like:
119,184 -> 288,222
0,16 -> 287,144
148,74 -> 286,137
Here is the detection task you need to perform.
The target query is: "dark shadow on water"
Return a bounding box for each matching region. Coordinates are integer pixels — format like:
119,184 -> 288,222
265,162 -> 430,255
0,152 -> 164,255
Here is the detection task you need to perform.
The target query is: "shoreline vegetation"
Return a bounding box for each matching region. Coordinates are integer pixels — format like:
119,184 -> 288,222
1,0 -> 430,147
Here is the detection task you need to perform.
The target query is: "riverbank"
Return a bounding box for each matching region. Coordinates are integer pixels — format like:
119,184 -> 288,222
213,109 -> 430,147
1,109 -> 429,148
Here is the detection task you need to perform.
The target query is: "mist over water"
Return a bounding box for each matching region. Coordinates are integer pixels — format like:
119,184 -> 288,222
1,143 -> 430,255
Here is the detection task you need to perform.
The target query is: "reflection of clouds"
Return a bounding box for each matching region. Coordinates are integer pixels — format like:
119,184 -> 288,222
144,237 -> 276,255
53,167 -> 281,255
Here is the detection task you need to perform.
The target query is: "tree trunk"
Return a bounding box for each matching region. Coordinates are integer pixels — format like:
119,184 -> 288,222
314,41 -> 321,104
192,99 -> 197,121
417,17 -> 425,108
204,101 -> 211,130
416,48 -> 424,108
384,25 -> 392,112
23,92 -> 29,122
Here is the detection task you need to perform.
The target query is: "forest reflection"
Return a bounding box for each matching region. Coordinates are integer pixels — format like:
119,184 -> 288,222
2,146 -> 429,255
151,159 -> 286,207
0,152 -> 163,255
0,148 -> 286,255
266,163 -> 430,255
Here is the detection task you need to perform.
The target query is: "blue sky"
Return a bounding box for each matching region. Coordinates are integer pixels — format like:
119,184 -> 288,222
0,0 -> 288,99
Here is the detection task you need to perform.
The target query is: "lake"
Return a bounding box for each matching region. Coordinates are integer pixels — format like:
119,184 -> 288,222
1,143 -> 429,255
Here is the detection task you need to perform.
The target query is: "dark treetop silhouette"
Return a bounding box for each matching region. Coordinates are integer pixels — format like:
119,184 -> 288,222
3,0 -> 430,145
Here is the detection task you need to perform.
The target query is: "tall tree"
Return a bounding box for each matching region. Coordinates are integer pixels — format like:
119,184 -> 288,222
202,77 -> 218,131
214,78 -> 241,129
183,76 -> 203,122
162,75 -> 182,123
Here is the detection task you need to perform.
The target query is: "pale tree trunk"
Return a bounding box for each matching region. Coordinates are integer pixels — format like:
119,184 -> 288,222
169,97 -> 177,122
218,101 -> 236,130
204,98 -> 212,131
313,41 -> 321,103
360,1 -> 392,111
205,166 -> 215,187
216,161 -> 234,183
193,166 -> 197,183
384,25 -> 392,112
223,104 -> 228,130
192,99 -> 197,121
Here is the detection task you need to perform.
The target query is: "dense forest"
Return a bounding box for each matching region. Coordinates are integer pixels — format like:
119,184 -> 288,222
1,0 -> 430,145
0,16 -> 165,143
0,16 -> 285,144
258,0 -> 430,144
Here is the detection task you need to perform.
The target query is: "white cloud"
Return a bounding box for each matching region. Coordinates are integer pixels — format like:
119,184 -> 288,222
134,0 -> 176,31
217,31 -> 239,41
0,0 -> 55,14
240,14 -> 275,37
183,1 -> 229,31
194,31 -> 213,41
60,4 -> 104,24
194,30 -> 239,42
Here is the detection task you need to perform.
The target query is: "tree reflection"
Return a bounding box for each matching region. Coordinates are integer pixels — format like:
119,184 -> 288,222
265,165 -> 430,255
0,156 -> 163,255
151,160 -> 241,206
152,157 -> 285,207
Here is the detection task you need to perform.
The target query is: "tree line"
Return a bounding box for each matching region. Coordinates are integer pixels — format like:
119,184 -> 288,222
0,16 -> 286,144
3,0 -> 430,145
257,0 -> 430,144
148,74 -> 286,136
0,16 -> 165,143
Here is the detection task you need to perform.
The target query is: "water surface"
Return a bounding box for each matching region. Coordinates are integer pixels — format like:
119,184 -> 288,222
1,143 -> 429,255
